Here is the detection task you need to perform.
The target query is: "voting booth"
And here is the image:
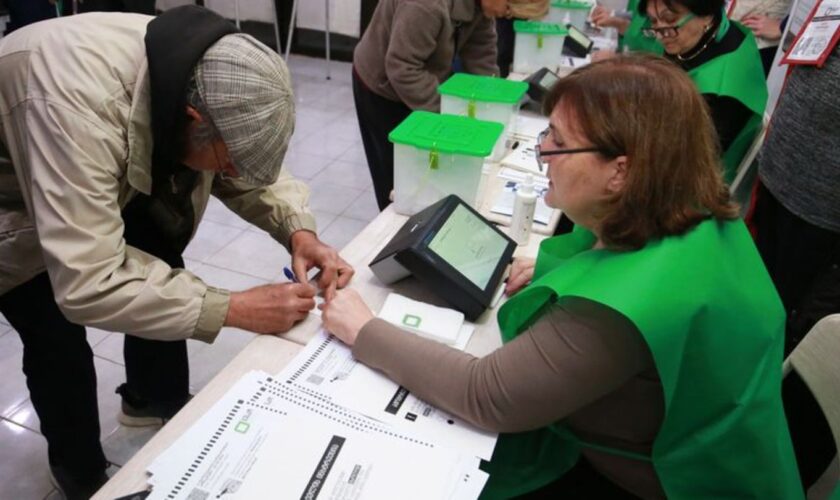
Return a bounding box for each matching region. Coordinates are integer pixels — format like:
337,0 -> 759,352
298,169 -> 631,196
370,195 -> 516,320
389,111 -> 504,216
438,74 -> 529,161
513,21 -> 568,74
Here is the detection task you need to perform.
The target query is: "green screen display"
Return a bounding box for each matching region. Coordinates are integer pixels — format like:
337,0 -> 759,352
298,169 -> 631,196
427,205 -> 508,289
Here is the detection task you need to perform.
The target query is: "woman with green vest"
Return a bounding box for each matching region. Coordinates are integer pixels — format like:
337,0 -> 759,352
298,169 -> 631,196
637,0 -> 767,182
321,54 -> 802,498
592,0 -> 664,54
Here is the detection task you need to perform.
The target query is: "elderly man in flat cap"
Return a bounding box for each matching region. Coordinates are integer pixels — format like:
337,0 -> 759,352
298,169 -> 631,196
0,6 -> 353,498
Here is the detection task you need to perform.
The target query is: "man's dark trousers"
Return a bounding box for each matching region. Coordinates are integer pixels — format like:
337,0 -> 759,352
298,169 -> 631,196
352,68 -> 412,211
0,199 -> 190,483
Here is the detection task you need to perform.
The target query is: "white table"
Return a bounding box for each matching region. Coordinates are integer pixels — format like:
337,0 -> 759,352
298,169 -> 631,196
92,205 -> 547,499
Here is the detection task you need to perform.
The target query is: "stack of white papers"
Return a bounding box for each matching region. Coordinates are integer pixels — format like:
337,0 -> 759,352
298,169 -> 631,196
144,332 -> 496,500
500,138 -> 543,175
378,293 -> 475,347
276,331 -> 497,460
512,115 -> 549,141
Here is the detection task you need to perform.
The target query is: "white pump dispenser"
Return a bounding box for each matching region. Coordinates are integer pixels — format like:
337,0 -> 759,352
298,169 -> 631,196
510,175 -> 538,245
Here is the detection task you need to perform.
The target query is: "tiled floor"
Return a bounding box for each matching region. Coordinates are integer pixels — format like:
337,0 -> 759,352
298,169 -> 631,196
0,54 -> 377,499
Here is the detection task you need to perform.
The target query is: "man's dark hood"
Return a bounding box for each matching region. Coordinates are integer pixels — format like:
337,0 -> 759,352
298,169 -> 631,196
135,6 -> 236,253
145,5 -> 237,186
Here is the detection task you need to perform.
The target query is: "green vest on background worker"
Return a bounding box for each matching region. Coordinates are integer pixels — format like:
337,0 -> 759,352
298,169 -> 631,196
623,3 -> 767,183
687,18 -> 767,182
619,0 -> 664,54
480,219 -> 803,499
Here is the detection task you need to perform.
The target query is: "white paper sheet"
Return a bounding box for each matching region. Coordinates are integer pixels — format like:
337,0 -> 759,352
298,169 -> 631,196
233,415 -> 488,500
146,371 -> 488,500
512,115 -> 549,141
500,138 -> 543,175
276,331 -> 498,460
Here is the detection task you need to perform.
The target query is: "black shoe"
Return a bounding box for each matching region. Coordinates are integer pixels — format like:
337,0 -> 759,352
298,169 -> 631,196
115,384 -> 191,427
48,463 -> 109,500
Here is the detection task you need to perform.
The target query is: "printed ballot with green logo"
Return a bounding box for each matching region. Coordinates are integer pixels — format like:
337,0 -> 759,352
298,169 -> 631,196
438,74 -> 528,161
546,0 -> 593,31
513,21 -> 568,74
388,111 -> 503,215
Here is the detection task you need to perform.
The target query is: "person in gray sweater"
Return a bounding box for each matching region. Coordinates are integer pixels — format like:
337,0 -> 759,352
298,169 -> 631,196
753,46 -> 840,355
751,46 -> 839,489
352,0 -> 498,210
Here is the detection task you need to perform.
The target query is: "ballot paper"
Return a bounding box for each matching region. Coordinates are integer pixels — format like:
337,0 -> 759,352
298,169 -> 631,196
146,371 -> 489,500
512,114 -> 549,141
497,167 -> 549,187
146,372 -> 283,497
235,417 -> 488,500
276,331 -> 498,460
500,138 -> 543,175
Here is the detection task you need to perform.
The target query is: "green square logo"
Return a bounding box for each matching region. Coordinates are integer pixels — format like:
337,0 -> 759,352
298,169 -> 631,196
235,421 -> 250,433
402,314 -> 422,328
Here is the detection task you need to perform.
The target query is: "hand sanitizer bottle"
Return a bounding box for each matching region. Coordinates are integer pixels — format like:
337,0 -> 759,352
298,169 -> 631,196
510,175 -> 538,245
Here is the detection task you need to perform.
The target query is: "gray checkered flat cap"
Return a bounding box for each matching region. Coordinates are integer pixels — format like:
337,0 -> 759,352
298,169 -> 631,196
195,34 -> 295,186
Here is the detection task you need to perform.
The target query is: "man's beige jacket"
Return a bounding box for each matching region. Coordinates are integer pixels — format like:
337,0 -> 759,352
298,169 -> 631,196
0,13 -> 316,343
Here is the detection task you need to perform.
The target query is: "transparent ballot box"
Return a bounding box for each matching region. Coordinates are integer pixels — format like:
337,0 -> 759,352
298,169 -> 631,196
513,21 -> 568,74
438,73 -> 528,161
546,0 -> 593,32
388,111 -> 503,215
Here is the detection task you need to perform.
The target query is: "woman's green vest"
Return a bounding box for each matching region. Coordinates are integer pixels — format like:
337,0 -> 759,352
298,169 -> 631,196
619,0 -> 664,54
480,220 -> 803,499
687,20 -> 767,183
619,8 -> 767,182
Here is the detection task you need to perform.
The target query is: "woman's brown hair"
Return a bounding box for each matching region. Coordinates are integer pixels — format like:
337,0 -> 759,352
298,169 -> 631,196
542,53 -> 738,250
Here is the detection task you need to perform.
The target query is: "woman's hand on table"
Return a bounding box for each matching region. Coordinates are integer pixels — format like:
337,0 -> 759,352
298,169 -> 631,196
505,257 -> 536,296
320,289 -> 375,346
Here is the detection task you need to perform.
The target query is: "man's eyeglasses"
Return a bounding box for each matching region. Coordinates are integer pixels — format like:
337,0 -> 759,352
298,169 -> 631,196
535,128 -> 604,172
641,13 -> 695,39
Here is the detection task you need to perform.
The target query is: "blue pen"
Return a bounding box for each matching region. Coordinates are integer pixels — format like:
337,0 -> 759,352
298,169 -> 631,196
282,266 -> 299,283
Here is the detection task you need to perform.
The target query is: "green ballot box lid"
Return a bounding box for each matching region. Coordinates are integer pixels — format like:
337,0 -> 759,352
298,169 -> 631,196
388,111 -> 504,157
513,20 -> 569,35
438,73 -> 529,104
551,0 -> 593,11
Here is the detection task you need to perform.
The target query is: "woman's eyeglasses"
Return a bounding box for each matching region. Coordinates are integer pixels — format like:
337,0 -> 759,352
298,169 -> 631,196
535,128 -> 604,172
641,13 -> 695,39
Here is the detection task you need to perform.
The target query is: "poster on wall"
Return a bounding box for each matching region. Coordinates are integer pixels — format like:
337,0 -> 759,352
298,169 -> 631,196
765,0 -> 820,112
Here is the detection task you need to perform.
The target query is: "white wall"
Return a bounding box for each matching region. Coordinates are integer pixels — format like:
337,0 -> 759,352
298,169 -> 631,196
202,0 -> 275,23
298,0 -> 361,38
156,0 -> 362,38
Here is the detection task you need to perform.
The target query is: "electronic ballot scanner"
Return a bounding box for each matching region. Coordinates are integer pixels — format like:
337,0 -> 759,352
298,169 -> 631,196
370,195 -> 516,321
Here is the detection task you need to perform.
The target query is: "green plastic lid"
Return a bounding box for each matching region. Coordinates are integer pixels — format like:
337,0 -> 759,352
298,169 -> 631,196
388,111 -> 504,157
513,20 -> 568,35
438,73 -> 528,104
550,0 -> 593,10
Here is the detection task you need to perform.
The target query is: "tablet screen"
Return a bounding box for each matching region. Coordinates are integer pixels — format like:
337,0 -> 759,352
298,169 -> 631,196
567,26 -> 592,52
426,204 -> 510,289
539,70 -> 559,90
